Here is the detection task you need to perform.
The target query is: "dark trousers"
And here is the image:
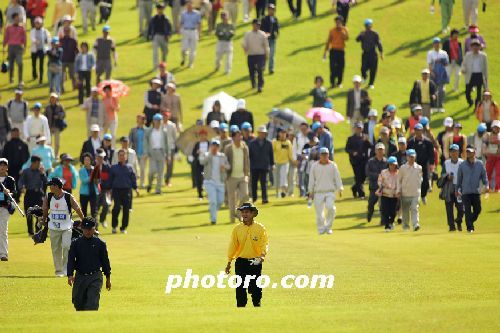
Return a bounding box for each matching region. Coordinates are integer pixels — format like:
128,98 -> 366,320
31,50 -> 45,80
361,51 -> 378,86
72,271 -> 103,311
112,189 -> 132,230
336,1 -> 350,23
306,0 -> 316,16
462,194 -> 481,231
287,0 -> 302,17
80,193 -> 98,219
350,161 -> 366,197
78,71 -> 92,105
367,188 -> 379,221
445,193 -> 464,230
465,73 -> 483,107
97,190 -> 110,224
421,164 -> 429,198
255,0 -> 267,18
380,196 -> 398,229
165,149 -> 175,183
247,55 -> 266,90
193,163 -> 204,198
251,169 -> 268,202
235,257 -> 262,307
329,49 -> 345,87
24,190 -> 44,235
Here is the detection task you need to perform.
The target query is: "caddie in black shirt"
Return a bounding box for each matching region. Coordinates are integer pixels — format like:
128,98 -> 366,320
67,217 -> 111,311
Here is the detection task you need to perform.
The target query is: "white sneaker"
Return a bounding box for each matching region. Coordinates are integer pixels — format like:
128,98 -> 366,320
112,228 -> 117,234
326,229 -> 333,235
337,84 -> 343,88
369,85 -> 375,89
120,229 -> 127,234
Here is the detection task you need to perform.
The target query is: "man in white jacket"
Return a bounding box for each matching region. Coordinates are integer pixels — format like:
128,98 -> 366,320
308,147 -> 343,235
396,149 -> 423,231
23,102 -> 51,152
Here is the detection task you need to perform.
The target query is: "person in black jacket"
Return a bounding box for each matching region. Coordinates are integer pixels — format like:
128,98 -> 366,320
345,122 -> 371,198
206,100 -> 226,125
0,158 -> 17,261
2,128 -> 29,198
79,124 -> 102,164
249,125 -> 274,203
366,142 -> 387,223
191,130 -> 210,200
229,99 -> 254,129
407,123 -> 435,204
143,79 -> 163,126
442,29 -> 463,92
409,69 -> 437,119
260,4 -> 279,74
346,75 -> 371,128
147,3 -> 172,71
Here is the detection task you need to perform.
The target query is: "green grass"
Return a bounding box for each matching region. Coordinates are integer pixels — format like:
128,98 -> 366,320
1,0 -> 500,332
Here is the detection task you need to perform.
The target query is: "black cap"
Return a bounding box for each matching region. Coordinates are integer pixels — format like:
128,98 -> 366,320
120,136 -> 129,142
48,177 -> 63,188
31,155 -> 42,163
237,202 -> 259,215
252,19 -> 261,25
81,217 -> 96,229
156,3 -> 165,8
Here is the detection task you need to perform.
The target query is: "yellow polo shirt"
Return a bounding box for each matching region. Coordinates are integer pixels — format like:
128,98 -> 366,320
421,80 -> 430,104
227,221 -> 269,262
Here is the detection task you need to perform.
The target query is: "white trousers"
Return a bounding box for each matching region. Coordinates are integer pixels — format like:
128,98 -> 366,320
462,0 -> 479,26
49,229 -> 72,275
80,0 -> 96,33
446,61 -> 461,91
401,196 -> 420,230
274,163 -> 289,193
314,192 -> 336,234
0,208 -> 10,259
242,0 -> 250,18
181,29 -> 198,66
224,2 -> 238,25
215,40 -> 233,73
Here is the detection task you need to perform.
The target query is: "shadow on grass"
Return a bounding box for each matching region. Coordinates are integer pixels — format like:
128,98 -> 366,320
387,31 -> 443,57
373,0 -> 404,11
150,221 -> 234,232
288,42 -> 324,56
336,222 -> 382,230
179,70 -> 217,88
209,75 -> 249,92
0,275 -> 58,279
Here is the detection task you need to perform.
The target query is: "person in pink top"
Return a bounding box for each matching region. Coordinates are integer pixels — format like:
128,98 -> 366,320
377,156 -> 399,232
483,120 -> 500,191
102,85 -> 119,147
3,13 -> 26,86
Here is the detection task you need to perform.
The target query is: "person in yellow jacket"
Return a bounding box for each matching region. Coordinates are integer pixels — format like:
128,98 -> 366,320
272,128 -> 294,198
225,202 -> 268,307
52,0 -> 76,35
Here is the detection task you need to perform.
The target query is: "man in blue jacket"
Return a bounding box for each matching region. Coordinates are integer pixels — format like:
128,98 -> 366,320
249,125 -> 274,204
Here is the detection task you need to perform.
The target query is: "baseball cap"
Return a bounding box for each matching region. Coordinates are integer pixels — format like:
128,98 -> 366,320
219,123 -> 228,131
36,136 -> 47,143
268,3 -> 275,8
230,125 -> 240,133
237,202 -> 258,215
153,113 -> 163,121
167,82 -> 176,89
375,142 -> 385,150
236,99 -> 246,109
0,158 -> 8,166
34,16 -> 43,24
392,119 -> 402,129
454,122 -> 462,128
257,125 -> 268,133
50,92 -> 59,99
91,86 -> 99,92
364,18 -> 373,26
406,149 -> 417,156
420,116 -> 429,126
492,120 -> 500,129
319,147 -> 329,154
483,91 -> 491,96
210,120 -> 220,129
414,123 -> 424,130
33,102 -> 42,109
352,75 -> 362,83
470,38 -> 481,46
421,68 -> 430,74
14,89 -> 23,95
151,78 -> 162,85
311,122 -> 322,132
156,2 -> 165,8
103,25 -> 111,32
81,217 -> 96,229
368,109 -> 378,117
354,121 -> 364,128
252,19 -> 261,25
380,126 -> 390,134
466,145 -> 476,152
449,144 -> 460,151
432,37 -> 441,43
443,117 -> 453,127
387,156 -> 398,165
412,105 -> 423,113
48,177 -> 63,188
386,104 -> 396,112
120,136 -> 129,142
241,122 -> 252,130
96,148 -> 106,157
51,36 -> 59,43
477,123 -> 487,133
210,139 -> 220,146
103,133 -> 112,141
398,137 -> 407,144
90,124 -> 100,132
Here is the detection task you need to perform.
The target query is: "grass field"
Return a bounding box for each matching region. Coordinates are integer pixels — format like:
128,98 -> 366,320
1,0 -> 500,332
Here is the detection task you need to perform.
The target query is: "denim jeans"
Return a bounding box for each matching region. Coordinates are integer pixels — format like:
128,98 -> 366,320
48,70 -> 62,94
204,180 -> 225,223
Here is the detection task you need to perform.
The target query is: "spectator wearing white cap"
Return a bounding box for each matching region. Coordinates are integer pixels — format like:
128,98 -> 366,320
363,108 -> 377,145
346,75 -> 371,131
407,123 -> 435,204
82,87 -> 106,135
51,0 -> 76,35
308,147 -> 343,235
30,16 -> 51,84
44,93 -> 65,156
409,69 -> 437,119
161,82 -> 182,130
394,136 -> 408,166
27,135 -> 55,174
443,122 -> 467,160
229,99 -> 254,129
397,149 -> 422,231
6,90 -> 28,139
144,79 -> 163,127
436,116 -> 454,166
406,105 -> 423,135
162,112 -> 177,187
80,123 -> 102,163
475,90 -> 498,131
23,102 -> 51,153
56,15 -> 77,40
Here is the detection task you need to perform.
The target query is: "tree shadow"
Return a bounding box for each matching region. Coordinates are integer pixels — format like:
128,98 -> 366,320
274,92 -> 310,107
115,70 -> 155,82
209,75 -> 248,92
287,42 -> 324,56
178,70 -> 216,88
336,221 -> 382,230
373,0 -> 405,11
0,275 -> 58,279
387,31 -> 443,57
279,10 -> 332,30
150,221 -> 233,232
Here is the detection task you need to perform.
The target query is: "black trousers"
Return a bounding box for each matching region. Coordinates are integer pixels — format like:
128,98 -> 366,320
251,169 -> 268,202
336,1 -> 350,23
235,257 -> 262,307
380,196 -> 398,229
255,0 -> 267,18
350,161 -> 366,197
367,188 -> 379,221
80,193 -> 98,219
361,51 -> 378,86
97,190 -> 110,224
72,271 -> 103,311
112,189 -> 132,230
287,0 -> 302,17
78,71 -> 92,105
421,164 -> 429,198
247,55 -> 266,90
24,190 -> 44,235
465,73 -> 483,107
445,193 -> 464,230
31,50 -> 45,80
462,194 -> 481,231
329,49 -> 345,87
193,163 -> 204,198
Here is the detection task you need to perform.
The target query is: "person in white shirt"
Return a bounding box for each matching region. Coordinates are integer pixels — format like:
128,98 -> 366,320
294,123 -> 310,197
396,149 -> 423,231
113,136 -> 139,176
30,17 -> 51,84
143,113 -> 170,194
442,144 -> 464,231
162,112 -> 178,187
23,102 -> 51,152
308,147 -> 343,235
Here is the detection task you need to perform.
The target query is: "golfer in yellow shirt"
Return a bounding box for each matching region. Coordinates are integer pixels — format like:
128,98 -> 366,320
225,202 -> 269,307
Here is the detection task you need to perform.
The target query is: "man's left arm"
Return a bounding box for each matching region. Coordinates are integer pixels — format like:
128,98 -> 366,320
100,241 -> 112,290
70,195 -> 85,220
